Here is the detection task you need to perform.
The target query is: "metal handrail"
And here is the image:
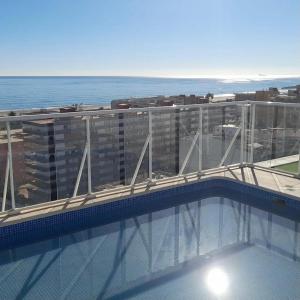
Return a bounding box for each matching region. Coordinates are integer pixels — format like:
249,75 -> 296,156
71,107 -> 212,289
0,102 -> 243,122
1,100 -> 300,123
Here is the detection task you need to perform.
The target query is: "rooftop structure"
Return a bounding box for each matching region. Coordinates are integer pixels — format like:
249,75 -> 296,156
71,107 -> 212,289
235,86 -> 300,103
111,94 -> 209,109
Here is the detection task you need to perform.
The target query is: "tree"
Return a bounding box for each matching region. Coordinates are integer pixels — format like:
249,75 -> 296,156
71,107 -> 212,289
205,93 -> 214,99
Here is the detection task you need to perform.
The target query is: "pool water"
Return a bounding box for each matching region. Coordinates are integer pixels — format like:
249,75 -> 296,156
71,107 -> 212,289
0,187 -> 299,299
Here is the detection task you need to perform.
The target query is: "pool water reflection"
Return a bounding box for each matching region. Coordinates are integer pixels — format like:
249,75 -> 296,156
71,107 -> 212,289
0,194 -> 299,299
205,267 -> 229,296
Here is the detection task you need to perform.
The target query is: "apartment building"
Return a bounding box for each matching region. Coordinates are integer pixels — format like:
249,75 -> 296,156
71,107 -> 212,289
24,91 -> 300,203
22,110 -> 179,202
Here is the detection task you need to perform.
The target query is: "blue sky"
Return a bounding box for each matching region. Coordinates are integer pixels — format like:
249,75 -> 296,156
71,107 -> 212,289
0,0 -> 299,77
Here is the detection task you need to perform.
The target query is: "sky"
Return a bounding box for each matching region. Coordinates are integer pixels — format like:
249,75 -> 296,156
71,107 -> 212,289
0,0 -> 300,78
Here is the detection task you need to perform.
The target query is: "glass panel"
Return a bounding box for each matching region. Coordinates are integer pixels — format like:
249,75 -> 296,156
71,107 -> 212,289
123,111 -> 149,185
270,106 -> 300,174
152,109 -> 177,179
1,102 -> 298,211
202,104 -> 242,170
253,104 -> 300,175
178,107 -> 201,175
9,119 -> 31,208
55,116 -> 87,199
252,104 -> 274,167
91,113 -> 121,191
6,116 -> 88,208
0,122 -> 11,210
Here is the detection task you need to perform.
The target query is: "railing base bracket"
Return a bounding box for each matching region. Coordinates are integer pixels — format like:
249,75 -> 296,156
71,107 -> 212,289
7,209 -> 20,216
85,194 -> 95,200
147,180 -> 156,187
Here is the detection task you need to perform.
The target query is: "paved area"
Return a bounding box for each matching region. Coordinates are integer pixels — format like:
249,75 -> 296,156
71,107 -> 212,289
256,154 -> 299,168
0,166 -> 299,227
208,166 -> 300,197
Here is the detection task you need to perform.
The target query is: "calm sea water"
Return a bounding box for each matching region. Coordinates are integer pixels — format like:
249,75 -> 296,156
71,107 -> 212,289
0,76 -> 299,110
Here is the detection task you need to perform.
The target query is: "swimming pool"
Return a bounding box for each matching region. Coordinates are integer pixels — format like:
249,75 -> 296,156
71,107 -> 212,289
0,179 -> 299,299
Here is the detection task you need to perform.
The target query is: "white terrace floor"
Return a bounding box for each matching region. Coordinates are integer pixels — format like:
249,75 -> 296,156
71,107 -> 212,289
0,166 -> 299,227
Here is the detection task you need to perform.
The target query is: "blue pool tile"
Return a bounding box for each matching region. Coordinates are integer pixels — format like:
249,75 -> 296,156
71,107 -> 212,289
0,178 -> 300,250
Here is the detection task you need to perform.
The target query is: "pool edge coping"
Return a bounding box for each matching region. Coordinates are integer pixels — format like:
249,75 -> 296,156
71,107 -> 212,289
0,166 -> 299,228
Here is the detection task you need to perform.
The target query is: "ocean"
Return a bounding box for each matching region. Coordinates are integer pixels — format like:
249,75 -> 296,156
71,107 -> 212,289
0,76 -> 299,110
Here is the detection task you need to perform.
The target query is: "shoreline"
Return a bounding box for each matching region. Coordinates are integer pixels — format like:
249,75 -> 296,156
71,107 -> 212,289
0,93 -> 236,115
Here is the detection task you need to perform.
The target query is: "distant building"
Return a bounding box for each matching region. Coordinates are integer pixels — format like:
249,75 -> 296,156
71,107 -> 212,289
22,110 -> 183,202
288,90 -> 297,96
111,95 -> 208,109
268,87 -> 280,97
23,116 -> 121,202
23,119 -> 79,202
235,86 -> 300,103
235,92 -> 256,101
254,90 -> 273,101
288,85 -> 300,97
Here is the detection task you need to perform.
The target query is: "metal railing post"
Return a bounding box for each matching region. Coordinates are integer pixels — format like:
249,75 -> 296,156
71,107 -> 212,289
6,122 -> 15,210
250,104 -> 256,165
179,107 -> 204,176
1,157 -> 9,212
179,131 -> 200,175
130,134 -> 151,186
298,143 -> 300,177
219,128 -> 241,167
149,112 -> 153,181
198,107 -> 203,173
72,145 -> 88,198
240,105 -> 245,166
86,117 -> 92,194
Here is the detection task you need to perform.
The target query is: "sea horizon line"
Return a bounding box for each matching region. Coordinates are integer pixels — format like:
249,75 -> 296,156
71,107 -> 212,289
0,74 -> 300,81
